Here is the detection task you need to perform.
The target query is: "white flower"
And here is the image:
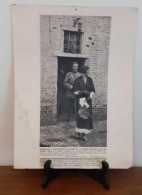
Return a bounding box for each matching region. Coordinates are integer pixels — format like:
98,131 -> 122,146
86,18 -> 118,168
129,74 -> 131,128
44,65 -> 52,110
79,98 -> 89,108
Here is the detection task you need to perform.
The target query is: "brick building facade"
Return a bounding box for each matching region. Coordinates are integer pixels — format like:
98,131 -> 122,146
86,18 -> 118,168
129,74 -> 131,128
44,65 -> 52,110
40,15 -> 111,125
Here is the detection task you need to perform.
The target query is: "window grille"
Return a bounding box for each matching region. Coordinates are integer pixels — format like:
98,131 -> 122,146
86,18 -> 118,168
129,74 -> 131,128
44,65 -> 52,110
64,31 -> 82,54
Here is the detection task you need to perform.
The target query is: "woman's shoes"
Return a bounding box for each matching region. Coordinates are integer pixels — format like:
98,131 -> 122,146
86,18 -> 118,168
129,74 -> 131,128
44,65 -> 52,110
82,134 -> 88,142
77,133 -> 81,139
82,136 -> 88,142
76,133 -> 88,142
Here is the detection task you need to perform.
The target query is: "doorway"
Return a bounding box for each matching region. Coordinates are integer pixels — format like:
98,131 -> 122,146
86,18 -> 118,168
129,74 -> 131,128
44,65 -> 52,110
57,57 -> 87,122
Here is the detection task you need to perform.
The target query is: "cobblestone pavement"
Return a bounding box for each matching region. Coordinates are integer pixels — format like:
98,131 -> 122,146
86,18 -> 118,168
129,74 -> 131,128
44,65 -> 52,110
40,120 -> 107,147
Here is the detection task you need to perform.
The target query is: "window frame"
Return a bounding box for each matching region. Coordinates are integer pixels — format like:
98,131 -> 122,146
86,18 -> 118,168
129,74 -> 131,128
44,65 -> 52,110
63,30 -> 83,54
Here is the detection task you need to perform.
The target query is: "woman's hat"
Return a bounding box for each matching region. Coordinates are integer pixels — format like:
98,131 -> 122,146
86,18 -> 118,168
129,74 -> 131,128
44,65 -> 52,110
81,65 -> 89,73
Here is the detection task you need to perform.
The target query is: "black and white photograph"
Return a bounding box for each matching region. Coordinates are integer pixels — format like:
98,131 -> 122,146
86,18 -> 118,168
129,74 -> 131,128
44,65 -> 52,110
40,15 -> 111,147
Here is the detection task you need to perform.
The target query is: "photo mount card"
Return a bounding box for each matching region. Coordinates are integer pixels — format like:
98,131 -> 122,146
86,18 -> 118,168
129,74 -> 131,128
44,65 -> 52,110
12,5 -> 138,169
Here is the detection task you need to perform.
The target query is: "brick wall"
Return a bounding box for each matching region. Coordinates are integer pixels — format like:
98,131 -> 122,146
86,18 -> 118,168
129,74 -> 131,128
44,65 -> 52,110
40,15 -> 111,124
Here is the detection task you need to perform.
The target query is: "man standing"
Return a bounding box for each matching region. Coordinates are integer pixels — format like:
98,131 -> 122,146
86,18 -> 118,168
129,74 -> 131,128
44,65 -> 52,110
64,61 -> 81,121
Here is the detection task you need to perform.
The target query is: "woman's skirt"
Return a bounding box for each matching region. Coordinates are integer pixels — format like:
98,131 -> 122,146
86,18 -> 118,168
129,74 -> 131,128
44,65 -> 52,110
75,96 -> 93,134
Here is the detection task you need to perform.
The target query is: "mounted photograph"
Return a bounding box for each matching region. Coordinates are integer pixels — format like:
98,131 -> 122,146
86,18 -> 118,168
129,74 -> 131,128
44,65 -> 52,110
12,5 -> 137,168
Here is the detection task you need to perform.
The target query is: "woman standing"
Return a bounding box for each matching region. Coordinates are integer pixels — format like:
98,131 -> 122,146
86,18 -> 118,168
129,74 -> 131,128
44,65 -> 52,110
72,66 -> 95,142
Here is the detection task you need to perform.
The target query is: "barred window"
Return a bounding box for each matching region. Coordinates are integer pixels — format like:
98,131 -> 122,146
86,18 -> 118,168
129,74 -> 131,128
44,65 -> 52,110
64,31 -> 82,54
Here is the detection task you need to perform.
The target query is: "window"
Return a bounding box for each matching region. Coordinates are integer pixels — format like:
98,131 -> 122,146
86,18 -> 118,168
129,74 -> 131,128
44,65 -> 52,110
64,31 -> 82,54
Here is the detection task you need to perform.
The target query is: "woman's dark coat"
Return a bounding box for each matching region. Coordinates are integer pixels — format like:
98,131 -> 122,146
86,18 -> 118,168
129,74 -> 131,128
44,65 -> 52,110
72,75 -> 95,130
